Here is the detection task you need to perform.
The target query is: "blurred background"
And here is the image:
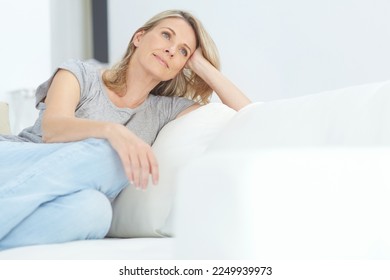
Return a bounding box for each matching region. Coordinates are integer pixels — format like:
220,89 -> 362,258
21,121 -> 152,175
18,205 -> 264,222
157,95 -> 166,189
1,0 -> 390,133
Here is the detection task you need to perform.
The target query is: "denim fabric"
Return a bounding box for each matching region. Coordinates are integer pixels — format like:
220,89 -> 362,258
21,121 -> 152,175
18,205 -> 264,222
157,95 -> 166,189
0,138 -> 129,250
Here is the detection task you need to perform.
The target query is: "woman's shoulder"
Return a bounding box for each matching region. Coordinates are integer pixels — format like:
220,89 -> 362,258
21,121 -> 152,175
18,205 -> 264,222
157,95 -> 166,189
149,94 -> 194,102
147,94 -> 192,107
147,94 -> 196,120
59,59 -> 104,74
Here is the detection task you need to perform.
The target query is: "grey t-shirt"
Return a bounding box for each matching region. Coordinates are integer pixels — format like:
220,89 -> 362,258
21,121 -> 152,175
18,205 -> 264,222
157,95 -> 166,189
1,59 -> 195,145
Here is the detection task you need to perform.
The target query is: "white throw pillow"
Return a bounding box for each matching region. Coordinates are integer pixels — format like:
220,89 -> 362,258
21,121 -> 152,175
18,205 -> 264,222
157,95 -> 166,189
107,103 -> 236,238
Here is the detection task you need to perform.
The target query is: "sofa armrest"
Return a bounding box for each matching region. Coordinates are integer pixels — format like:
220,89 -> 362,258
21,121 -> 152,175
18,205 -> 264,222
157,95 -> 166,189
0,102 -> 11,134
174,148 -> 390,259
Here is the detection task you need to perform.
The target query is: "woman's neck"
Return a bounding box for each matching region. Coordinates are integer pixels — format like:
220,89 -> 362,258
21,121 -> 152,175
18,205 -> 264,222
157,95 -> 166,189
121,62 -> 159,108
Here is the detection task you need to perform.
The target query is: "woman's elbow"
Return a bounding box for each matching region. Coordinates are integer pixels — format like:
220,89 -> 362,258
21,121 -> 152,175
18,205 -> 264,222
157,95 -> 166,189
41,129 -> 55,143
41,119 -> 57,143
233,98 -> 252,111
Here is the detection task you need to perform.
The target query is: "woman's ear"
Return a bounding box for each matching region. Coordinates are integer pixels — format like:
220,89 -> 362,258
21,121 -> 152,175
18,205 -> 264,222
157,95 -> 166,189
132,30 -> 145,47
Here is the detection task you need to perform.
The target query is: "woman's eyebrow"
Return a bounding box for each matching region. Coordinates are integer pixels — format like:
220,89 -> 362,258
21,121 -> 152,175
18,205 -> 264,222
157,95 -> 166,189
162,27 -> 192,53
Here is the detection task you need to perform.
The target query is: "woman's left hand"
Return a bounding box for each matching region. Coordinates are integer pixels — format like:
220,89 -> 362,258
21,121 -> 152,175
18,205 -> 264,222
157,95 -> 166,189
186,48 -> 206,75
186,48 -> 251,111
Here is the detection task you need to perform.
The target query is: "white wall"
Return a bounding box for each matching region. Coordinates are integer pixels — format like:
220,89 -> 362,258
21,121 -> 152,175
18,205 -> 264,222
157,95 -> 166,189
50,0 -> 93,70
108,0 -> 390,102
0,0 -> 92,133
0,0 -> 51,100
0,0 -> 51,132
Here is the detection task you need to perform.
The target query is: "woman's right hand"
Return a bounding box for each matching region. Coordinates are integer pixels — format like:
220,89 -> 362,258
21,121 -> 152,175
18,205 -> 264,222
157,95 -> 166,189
105,123 -> 159,190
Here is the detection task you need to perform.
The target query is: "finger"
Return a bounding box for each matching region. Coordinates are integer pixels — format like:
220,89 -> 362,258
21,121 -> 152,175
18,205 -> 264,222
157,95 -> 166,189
129,151 -> 141,189
117,152 -> 133,183
147,150 -> 159,185
138,153 -> 150,190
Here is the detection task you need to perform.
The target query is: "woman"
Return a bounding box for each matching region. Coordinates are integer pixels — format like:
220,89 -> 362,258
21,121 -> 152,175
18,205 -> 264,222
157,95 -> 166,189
0,10 -> 250,249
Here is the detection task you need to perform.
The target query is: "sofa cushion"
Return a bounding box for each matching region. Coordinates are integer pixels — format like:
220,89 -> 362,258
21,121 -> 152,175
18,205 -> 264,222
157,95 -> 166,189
207,80 -> 390,151
174,148 -> 390,259
0,102 -> 11,135
107,103 -> 236,238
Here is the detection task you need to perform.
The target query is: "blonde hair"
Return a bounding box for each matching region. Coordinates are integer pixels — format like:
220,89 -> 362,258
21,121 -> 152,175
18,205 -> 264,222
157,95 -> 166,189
102,10 -> 220,105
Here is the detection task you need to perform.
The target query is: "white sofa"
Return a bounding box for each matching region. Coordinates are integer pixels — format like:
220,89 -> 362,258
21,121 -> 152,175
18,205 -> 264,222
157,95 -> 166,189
174,80 -> 390,260
1,79 -> 390,259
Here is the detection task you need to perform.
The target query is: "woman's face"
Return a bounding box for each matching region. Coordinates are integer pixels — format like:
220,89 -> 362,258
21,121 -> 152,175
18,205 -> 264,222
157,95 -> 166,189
132,17 -> 197,81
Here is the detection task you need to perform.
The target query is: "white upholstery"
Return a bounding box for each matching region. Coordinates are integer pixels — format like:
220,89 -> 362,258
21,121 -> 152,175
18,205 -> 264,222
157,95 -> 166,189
174,80 -> 390,259
108,103 -> 236,238
207,80 -> 390,150
0,238 -> 174,260
0,102 -> 11,134
175,148 -> 390,259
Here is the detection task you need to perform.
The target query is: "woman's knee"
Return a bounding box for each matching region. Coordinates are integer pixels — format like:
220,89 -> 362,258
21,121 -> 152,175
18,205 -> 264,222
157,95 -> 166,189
73,189 -> 113,239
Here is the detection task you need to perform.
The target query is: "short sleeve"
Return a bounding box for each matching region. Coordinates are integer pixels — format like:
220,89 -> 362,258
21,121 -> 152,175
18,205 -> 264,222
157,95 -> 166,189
34,59 -> 93,108
160,96 -> 196,124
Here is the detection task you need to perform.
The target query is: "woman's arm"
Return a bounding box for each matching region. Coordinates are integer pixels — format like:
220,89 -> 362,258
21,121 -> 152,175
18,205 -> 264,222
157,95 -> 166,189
42,70 -> 158,189
187,49 -> 251,111
42,70 -> 112,143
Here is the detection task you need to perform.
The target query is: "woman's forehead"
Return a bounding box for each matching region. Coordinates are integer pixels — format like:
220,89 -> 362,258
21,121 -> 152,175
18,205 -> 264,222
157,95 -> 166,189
154,18 -> 197,47
155,17 -> 190,28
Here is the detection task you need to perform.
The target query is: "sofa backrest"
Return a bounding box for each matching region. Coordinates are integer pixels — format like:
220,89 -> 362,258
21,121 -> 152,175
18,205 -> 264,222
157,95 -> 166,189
0,102 -> 11,134
207,80 -> 390,151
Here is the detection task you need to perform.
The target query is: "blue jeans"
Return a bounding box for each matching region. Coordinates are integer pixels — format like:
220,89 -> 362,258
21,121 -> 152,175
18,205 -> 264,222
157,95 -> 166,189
0,138 -> 129,250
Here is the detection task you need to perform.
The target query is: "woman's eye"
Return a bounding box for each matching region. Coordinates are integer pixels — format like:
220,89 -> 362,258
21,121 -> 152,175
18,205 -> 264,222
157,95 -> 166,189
180,48 -> 188,57
162,32 -> 170,39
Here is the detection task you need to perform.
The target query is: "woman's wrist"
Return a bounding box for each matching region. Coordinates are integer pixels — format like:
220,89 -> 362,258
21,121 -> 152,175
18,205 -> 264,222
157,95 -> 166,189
188,49 -> 214,78
101,122 -> 119,141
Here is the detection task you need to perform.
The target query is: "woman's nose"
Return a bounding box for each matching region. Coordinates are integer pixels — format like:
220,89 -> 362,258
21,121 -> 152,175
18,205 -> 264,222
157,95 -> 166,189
165,47 -> 176,57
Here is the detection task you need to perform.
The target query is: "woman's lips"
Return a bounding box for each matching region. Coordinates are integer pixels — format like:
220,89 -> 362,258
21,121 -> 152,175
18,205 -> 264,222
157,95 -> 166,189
153,54 -> 169,69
